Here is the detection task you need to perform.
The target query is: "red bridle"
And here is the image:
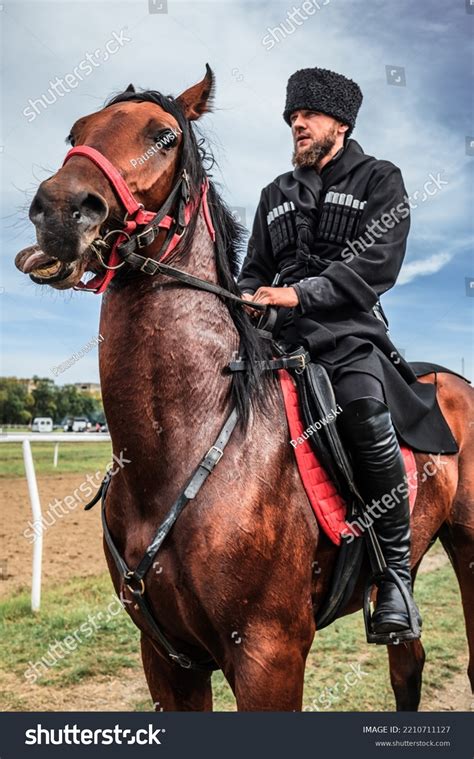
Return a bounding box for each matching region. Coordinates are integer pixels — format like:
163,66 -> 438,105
62,145 -> 215,293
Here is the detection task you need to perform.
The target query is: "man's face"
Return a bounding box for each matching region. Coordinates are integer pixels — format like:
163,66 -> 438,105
290,110 -> 346,168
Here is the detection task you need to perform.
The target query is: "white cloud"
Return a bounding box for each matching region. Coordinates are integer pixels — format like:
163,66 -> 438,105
398,251 -> 455,285
398,236 -> 472,285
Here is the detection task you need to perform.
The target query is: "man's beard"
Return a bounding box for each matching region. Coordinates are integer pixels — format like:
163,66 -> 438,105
292,129 -> 338,169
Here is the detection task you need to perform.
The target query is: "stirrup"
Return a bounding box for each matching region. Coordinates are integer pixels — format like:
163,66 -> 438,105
363,567 -> 422,645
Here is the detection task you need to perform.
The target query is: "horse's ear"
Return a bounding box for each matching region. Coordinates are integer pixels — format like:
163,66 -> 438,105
125,83 -> 135,93
176,64 -> 215,121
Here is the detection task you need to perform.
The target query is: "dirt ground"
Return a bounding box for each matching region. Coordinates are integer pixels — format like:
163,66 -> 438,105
419,666 -> 473,712
0,475 -> 471,712
1,667 -> 151,712
3,658 -> 468,713
0,474 -> 452,600
0,474 -> 107,599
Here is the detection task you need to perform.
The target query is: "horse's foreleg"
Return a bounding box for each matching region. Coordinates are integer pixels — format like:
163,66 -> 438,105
233,647 -> 306,711
140,634 -> 213,711
228,624 -> 313,711
387,639 -> 425,710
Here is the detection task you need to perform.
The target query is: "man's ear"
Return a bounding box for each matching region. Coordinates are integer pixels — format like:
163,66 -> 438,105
176,64 -> 215,121
125,83 -> 136,93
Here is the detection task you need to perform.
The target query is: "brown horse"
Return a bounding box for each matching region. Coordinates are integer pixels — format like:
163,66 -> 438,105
15,67 -> 474,711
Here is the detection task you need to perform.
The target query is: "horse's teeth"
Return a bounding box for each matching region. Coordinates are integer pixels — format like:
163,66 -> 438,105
32,260 -> 62,277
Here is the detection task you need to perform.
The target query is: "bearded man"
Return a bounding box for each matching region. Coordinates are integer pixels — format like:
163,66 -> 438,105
238,67 -> 458,641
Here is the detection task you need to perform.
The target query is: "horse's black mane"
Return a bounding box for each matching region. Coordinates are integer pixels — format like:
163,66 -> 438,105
105,88 -> 273,424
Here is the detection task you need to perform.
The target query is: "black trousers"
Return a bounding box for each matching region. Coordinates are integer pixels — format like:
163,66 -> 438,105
333,371 -> 386,408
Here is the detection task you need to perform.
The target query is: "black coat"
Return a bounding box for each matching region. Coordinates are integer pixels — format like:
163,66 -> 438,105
238,139 -> 460,454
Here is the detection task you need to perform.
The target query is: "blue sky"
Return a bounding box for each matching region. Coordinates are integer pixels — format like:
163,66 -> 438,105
1,0 -> 473,384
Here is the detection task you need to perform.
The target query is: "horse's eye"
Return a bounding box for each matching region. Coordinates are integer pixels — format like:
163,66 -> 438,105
155,129 -> 178,149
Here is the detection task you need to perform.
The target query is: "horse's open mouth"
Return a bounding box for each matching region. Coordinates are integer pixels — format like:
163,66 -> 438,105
15,245 -> 79,285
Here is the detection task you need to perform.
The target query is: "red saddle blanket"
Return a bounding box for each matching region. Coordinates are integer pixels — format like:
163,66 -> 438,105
279,370 -> 418,546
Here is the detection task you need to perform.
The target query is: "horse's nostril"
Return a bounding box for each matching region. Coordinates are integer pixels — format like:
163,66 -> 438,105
72,192 -> 108,227
29,184 -> 108,231
29,195 -> 45,223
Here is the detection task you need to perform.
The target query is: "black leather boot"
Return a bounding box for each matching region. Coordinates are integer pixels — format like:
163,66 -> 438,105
337,396 -> 422,638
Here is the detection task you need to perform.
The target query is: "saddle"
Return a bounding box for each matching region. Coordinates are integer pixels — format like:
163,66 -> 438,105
279,367 -> 418,547
281,354 -> 420,631
229,345 -> 419,640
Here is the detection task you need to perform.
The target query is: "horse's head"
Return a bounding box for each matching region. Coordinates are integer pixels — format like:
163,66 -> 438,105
15,66 -> 215,289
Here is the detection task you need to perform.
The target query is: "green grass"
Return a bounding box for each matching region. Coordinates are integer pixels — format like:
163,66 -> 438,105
0,574 -> 139,693
0,563 -> 466,711
1,426 -> 32,433
0,441 -> 112,478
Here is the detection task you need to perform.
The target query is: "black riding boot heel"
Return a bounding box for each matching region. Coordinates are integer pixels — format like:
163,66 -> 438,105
337,396 -> 422,641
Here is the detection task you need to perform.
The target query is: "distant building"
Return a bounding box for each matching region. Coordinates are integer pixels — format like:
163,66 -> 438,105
17,377 -> 54,394
74,382 -> 102,396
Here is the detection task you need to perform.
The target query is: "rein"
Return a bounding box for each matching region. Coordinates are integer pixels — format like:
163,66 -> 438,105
63,145 -> 265,311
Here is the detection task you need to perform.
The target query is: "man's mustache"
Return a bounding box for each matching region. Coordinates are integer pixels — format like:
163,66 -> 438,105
294,133 -> 312,145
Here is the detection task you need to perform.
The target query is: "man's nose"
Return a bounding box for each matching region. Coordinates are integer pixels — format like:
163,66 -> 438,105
291,112 -> 307,131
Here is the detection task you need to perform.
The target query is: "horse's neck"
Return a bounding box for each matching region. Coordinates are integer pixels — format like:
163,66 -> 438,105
99,210 -> 239,506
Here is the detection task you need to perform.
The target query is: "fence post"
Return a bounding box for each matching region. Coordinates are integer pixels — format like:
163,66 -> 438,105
53,442 -> 59,468
22,440 -> 42,612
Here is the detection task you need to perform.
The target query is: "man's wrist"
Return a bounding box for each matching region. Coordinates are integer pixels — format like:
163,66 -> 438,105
292,283 -> 305,313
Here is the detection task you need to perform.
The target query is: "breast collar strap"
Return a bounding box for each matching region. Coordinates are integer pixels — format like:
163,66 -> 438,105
63,145 -> 215,294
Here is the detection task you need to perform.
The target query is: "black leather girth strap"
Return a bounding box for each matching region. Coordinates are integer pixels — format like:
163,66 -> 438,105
96,406 -> 239,671
228,352 -> 310,373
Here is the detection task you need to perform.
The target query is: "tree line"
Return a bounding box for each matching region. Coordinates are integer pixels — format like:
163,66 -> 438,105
0,377 -> 104,425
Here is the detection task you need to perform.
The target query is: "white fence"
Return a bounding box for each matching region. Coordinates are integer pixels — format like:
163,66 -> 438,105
0,433 -> 111,612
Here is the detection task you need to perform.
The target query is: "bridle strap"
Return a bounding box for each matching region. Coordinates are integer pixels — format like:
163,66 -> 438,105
64,145 -> 195,293
64,146 -> 152,224
63,145 -> 266,312
114,251 -> 266,311
64,146 -> 142,220
115,172 -> 193,264
64,145 -> 192,232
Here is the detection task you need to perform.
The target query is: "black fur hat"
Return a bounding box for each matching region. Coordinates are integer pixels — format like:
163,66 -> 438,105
283,68 -> 363,135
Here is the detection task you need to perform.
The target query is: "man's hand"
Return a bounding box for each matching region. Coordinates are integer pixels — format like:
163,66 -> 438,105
241,292 -> 261,317
252,286 -> 299,308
